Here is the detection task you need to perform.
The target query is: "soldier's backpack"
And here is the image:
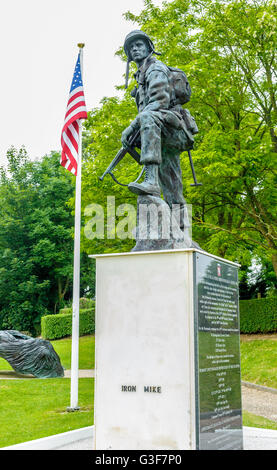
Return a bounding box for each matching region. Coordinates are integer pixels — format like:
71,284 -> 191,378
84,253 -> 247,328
137,57 -> 192,105
132,58 -> 197,131
180,108 -> 199,135
166,66 -> 198,135
167,66 -> 192,105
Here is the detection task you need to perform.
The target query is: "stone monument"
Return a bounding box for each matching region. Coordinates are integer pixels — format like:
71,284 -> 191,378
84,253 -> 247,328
94,31 -> 243,450
93,249 -> 243,450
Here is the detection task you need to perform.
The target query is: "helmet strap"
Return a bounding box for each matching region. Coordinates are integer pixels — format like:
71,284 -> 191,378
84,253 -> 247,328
125,59 -> 130,89
125,49 -> 161,89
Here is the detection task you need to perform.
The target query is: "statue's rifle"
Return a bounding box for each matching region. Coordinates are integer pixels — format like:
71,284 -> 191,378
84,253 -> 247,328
99,129 -> 202,188
187,149 -> 202,187
99,130 -> 144,187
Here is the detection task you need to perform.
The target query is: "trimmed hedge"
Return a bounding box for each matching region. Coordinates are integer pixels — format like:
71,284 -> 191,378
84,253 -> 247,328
59,307 -> 72,315
42,298 -> 277,338
59,299 -> 95,315
79,298 -> 95,309
41,308 -> 95,340
240,298 -> 277,333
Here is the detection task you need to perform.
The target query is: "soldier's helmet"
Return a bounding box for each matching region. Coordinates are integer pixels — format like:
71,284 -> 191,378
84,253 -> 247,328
124,30 -> 155,60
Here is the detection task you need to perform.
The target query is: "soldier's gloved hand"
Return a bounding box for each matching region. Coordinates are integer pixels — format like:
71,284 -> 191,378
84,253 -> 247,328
121,125 -> 135,149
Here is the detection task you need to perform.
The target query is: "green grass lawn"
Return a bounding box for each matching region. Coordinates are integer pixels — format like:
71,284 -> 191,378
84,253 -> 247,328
0,378 -> 94,448
0,378 -> 275,448
1,333 -> 274,389
0,335 -> 95,448
240,335 -> 277,389
243,410 -> 277,431
0,333 -> 276,447
52,334 -> 95,370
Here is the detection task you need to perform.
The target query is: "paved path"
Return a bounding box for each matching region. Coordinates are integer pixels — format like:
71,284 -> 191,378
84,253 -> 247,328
241,382 -> 277,422
63,369 -> 95,378
5,426 -> 276,450
0,369 -> 95,379
0,370 -> 35,379
56,428 -> 277,450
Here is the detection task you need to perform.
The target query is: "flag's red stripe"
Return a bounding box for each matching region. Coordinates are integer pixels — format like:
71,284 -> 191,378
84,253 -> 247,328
65,101 -> 86,120
66,125 -> 79,154
61,144 -> 76,169
61,53 -> 87,176
61,158 -> 74,173
67,90 -> 84,106
72,120 -> 79,132
61,130 -> 78,161
62,112 -> 87,135
61,139 -> 78,175
61,159 -> 75,175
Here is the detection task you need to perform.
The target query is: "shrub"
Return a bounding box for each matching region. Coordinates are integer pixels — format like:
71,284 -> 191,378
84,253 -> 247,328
79,298 -> 95,309
41,308 -> 95,340
59,307 -> 72,315
240,298 -> 277,333
59,299 -> 95,315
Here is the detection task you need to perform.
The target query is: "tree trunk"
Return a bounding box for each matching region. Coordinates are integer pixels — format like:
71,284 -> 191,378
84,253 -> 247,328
272,251 -> 277,279
56,277 -> 70,312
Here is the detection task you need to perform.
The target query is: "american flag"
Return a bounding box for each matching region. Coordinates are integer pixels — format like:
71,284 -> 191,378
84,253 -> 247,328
61,51 -> 87,175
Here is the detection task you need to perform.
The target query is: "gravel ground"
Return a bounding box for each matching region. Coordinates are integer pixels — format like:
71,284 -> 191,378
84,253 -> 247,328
241,383 -> 277,422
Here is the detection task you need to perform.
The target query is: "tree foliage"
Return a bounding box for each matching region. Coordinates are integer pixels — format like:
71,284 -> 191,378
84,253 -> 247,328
82,0 -> 277,293
0,149 -> 92,334
82,95 -> 139,254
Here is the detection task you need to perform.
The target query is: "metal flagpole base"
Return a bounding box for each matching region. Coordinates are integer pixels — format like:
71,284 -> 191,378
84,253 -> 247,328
66,406 -> 80,412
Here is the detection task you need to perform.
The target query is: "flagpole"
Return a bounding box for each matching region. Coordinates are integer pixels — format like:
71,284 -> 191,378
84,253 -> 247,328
67,43 -> 85,412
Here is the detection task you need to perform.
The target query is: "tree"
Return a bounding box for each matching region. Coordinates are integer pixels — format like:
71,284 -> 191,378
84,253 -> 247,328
0,148 -> 93,334
81,95 -> 139,255
80,0 -> 276,292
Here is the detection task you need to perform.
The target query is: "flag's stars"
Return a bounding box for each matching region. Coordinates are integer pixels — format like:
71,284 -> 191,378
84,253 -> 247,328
70,54 -> 84,91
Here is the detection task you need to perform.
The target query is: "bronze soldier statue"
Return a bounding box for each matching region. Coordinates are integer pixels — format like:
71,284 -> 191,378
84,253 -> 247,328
121,30 -> 198,229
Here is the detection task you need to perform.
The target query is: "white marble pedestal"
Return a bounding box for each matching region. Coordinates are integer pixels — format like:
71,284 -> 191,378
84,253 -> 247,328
92,249 -> 243,450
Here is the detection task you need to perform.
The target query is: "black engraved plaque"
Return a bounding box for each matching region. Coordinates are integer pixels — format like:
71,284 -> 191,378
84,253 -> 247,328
194,252 -> 243,450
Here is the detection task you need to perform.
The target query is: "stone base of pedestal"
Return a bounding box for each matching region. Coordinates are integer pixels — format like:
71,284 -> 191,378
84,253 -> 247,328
132,195 -> 198,252
92,249 -> 243,450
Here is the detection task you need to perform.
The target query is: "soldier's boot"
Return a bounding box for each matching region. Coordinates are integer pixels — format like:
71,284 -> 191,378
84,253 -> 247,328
128,164 -> 161,197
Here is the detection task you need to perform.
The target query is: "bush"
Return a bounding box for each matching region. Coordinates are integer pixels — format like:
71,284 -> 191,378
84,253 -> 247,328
79,298 -> 95,309
59,307 -> 72,315
240,298 -> 277,333
59,299 -> 95,315
41,308 -> 95,340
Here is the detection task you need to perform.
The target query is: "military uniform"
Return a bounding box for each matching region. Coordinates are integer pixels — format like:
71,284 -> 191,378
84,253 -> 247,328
123,31 -> 197,229
131,55 -> 194,159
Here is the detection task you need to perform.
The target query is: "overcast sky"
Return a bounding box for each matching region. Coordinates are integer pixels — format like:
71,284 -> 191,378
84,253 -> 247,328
0,0 -> 165,166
